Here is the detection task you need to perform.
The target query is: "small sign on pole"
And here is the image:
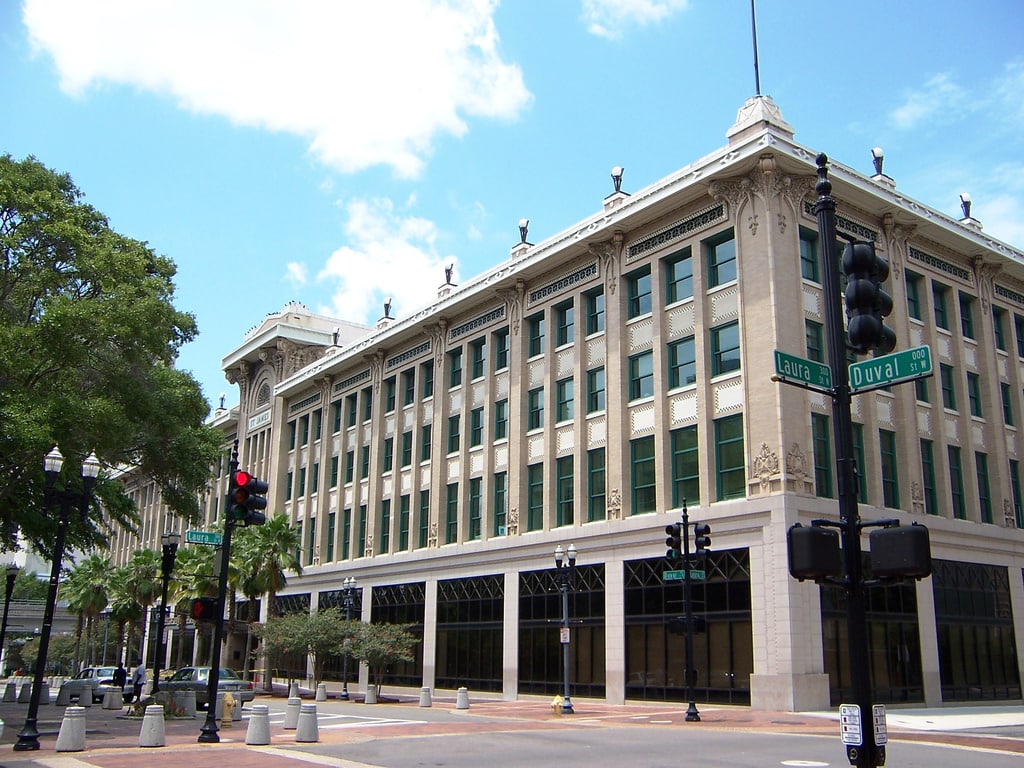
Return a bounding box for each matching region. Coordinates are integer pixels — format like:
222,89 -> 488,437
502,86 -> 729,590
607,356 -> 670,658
559,627 -> 570,644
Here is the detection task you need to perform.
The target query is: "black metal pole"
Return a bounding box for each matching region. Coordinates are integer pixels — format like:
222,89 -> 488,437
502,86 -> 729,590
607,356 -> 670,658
560,578 -> 573,714
198,446 -> 238,743
815,154 -> 878,768
0,567 -> 18,675
152,539 -> 177,694
14,498 -> 71,751
681,501 -> 700,721
341,588 -> 352,700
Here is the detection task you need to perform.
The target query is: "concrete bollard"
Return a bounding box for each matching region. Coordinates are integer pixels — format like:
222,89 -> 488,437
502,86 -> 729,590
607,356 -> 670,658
102,689 -> 123,709
39,681 -> 50,704
282,696 -> 301,729
55,682 -> 72,706
171,689 -> 196,718
139,704 -> 166,747
295,703 -> 319,743
456,687 -> 469,710
214,691 -> 242,721
315,682 -> 327,701
419,687 -> 432,707
3,680 -> 16,702
244,703 -> 271,745
288,681 -> 300,699
17,681 -> 32,703
78,683 -> 93,708
55,706 -> 86,752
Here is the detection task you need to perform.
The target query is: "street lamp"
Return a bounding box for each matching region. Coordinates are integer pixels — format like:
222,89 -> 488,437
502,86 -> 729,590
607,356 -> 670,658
340,576 -> 358,700
553,543 -> 577,715
151,531 -> 180,694
15,446 -> 100,752
0,563 -> 21,675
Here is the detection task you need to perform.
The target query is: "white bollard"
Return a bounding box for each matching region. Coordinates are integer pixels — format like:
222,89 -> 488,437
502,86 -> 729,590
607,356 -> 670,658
282,696 -> 301,729
17,681 -> 32,703
315,682 -> 327,701
39,681 -> 50,704
244,703 -> 271,745
139,704 -> 166,747
364,684 -> 377,705
102,689 -> 123,709
295,703 -> 319,743
171,689 -> 196,718
3,680 -> 16,702
419,687 -> 432,707
55,706 -> 86,752
55,683 -> 72,706
78,683 -> 93,708
456,687 -> 469,710
288,681 -> 300,699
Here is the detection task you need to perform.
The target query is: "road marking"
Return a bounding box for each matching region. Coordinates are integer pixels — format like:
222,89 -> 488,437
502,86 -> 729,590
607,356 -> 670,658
250,747 -> 385,767
781,762 -> 830,767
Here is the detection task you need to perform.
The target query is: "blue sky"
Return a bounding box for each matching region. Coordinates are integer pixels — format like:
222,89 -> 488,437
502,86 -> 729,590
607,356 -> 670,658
3,0 -> 1023,411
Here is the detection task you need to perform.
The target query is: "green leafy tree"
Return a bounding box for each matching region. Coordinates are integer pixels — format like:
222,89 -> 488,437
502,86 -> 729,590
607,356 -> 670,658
20,631 -> 77,675
0,154 -> 222,557
107,566 -> 143,665
11,570 -> 48,601
169,544 -> 216,669
232,526 -> 270,680
255,608 -> 352,687
349,622 -> 418,695
61,553 -> 110,666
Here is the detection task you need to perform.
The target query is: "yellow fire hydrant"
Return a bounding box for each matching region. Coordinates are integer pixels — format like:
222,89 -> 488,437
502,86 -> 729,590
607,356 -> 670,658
550,694 -> 563,715
221,690 -> 236,727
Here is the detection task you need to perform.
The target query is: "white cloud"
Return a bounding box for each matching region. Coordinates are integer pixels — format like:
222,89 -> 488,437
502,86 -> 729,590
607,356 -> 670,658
581,0 -> 689,40
316,197 -> 453,324
22,0 -> 531,178
889,73 -> 967,130
285,262 -> 308,286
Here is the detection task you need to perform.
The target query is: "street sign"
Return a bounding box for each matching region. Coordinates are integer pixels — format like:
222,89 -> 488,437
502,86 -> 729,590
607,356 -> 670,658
849,344 -> 932,392
185,530 -> 223,546
664,569 -> 706,581
773,350 -> 833,391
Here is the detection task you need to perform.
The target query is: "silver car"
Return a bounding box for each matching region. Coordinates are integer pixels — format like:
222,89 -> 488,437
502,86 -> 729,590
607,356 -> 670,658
163,666 -> 254,708
60,666 -> 126,703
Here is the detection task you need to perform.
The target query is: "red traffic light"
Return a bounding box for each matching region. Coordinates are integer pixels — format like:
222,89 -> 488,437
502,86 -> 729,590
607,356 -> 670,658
234,470 -> 253,487
191,596 -> 219,621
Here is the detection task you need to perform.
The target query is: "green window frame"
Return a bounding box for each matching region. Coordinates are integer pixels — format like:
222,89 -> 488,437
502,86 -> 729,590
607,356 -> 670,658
493,327 -> 510,370
344,449 -> 354,484
494,399 -> 508,440
445,483 -> 459,544
527,313 -> 545,357
630,436 -> 657,515
360,445 -> 370,479
447,414 -> 461,453
665,246 -> 694,304
1001,382 -> 1014,426
976,452 -> 992,524
851,422 -> 867,502
715,414 -> 745,500
959,292 -> 975,339
905,271 -> 923,320
933,282 -> 950,330
468,477 -> 482,540
940,364 -> 956,410
879,429 -> 899,508
528,387 -> 544,430
993,307 -> 1007,351
915,376 -> 929,403
587,448 -> 606,521
670,425 -> 699,507
555,300 -> 575,347
418,490 -> 430,548
362,386 -> 373,421
470,338 -> 486,379
448,348 -> 463,387
332,400 -> 343,433
629,351 -> 655,400
948,446 -> 966,519
587,367 -> 606,413
967,372 -> 983,418
420,424 -> 432,462
668,336 -> 696,389
585,287 -> 605,335
327,511 -> 335,562
421,361 -> 434,399
706,229 -> 737,287
805,320 -> 824,363
398,495 -> 410,551
799,226 -> 819,283
470,407 -> 484,447
812,413 -> 832,498
556,378 -> 574,422
527,464 -> 543,531
383,437 -> 394,472
493,471 -> 507,535
627,266 -> 653,318
384,377 -> 396,413
711,321 -> 741,376
401,430 -> 413,467
1010,460 -> 1024,528
346,393 -> 358,427
921,439 -> 938,515
330,455 -> 339,488
341,508 -> 352,560
556,456 -> 574,527
379,500 -> 391,553
1016,314 -> 1024,358
402,369 -> 416,406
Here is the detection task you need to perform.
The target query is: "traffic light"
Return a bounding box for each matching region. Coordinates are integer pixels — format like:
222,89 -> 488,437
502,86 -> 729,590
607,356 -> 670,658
693,523 -> 712,555
665,522 -> 683,561
191,596 -> 220,622
229,470 -> 269,526
842,240 -> 896,356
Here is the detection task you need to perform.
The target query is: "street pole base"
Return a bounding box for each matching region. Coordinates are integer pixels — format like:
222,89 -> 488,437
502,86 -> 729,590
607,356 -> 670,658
561,701 -> 574,715
198,715 -> 220,743
685,702 -> 701,722
340,690 -> 349,700
13,735 -> 41,752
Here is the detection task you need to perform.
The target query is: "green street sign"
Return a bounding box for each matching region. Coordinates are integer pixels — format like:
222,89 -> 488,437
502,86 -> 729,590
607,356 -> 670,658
849,345 -> 932,392
773,350 -> 832,391
664,569 -> 706,581
185,530 -> 223,546
689,569 -> 706,580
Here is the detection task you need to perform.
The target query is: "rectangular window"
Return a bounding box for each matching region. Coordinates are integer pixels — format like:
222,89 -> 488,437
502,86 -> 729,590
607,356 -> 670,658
993,307 -> 1007,351
799,226 -> 819,283
327,511 -> 335,562
805,320 -> 824,363
421,361 -> 434,398
360,445 -> 370,479
528,387 -> 544,430
470,337 -> 486,379
470,407 -> 484,447
420,424 -> 432,462
332,400 -> 343,433
362,386 -> 373,422
627,266 -> 653,318
631,436 -> 656,515
295,521 -> 302,566
445,483 -> 459,544
967,372 -> 983,418
288,420 -> 297,451
715,414 -> 745,500
341,509 -> 351,560
706,229 -> 737,287
933,282 -> 950,330
812,413 -> 832,498
493,327 -> 510,370
311,462 -> 319,493
493,471 -> 507,535
1010,460 -> 1024,528
906,271 -> 923,320
976,452 -> 992,524
959,292 -> 975,339
527,464 -> 543,531
1016,314 -> 1024,358
851,422 -> 867,502
358,505 -> 367,555
555,300 -> 575,347
285,470 -> 294,499
468,477 -> 482,540
344,449 -> 354,484
556,377 -> 574,422
915,376 -> 929,403
298,466 -> 306,497
940,363 -> 957,410
383,437 -> 394,472
668,336 -> 696,388
330,455 -> 339,488
527,313 -> 545,357
711,320 -> 741,376
880,429 -> 899,508
494,399 -> 508,440
921,439 -> 938,515
587,367 -> 606,412
402,369 -> 416,406
587,448 -> 606,521
585,287 -> 605,335
1001,381 -> 1014,426
346,393 -> 358,427
670,426 -> 699,507
448,348 -> 463,387
665,246 -> 694,304
629,350 -> 655,400
313,410 -> 322,441
379,499 -> 391,553
949,446 -> 965,519
418,490 -> 430,548
447,414 -> 461,453
398,495 -> 410,551
299,415 -> 309,446
384,377 -> 396,413
556,456 -> 574,527
401,430 -> 413,467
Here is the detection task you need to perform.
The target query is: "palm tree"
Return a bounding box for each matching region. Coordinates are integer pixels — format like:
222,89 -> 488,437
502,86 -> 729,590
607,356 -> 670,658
107,566 -> 142,665
61,554 -> 110,667
124,549 -> 162,665
232,527 -> 270,680
170,545 -> 217,668
247,515 -> 301,690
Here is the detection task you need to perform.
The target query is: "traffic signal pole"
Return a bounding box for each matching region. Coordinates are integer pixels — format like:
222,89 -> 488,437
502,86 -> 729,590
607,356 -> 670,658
198,442 -> 238,744
680,501 -> 700,722
815,155 -> 880,768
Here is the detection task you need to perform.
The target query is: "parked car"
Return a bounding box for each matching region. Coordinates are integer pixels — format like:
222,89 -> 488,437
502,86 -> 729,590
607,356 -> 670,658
60,666 -> 126,703
163,666 -> 254,708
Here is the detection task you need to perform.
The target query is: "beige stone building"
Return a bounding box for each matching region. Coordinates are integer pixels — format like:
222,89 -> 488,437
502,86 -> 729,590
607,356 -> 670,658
119,97 -> 1024,711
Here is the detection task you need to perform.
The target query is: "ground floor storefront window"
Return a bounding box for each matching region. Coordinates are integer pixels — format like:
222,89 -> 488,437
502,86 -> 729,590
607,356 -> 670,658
436,574 -> 504,692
